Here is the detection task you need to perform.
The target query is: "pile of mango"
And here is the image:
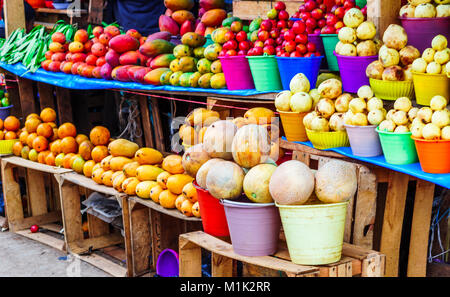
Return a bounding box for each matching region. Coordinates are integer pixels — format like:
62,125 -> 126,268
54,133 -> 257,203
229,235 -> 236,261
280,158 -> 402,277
158,32 -> 226,89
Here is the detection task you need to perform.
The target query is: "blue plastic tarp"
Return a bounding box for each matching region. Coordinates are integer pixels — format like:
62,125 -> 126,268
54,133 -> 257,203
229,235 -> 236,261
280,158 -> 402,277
0,62 -> 274,96
284,137 -> 450,189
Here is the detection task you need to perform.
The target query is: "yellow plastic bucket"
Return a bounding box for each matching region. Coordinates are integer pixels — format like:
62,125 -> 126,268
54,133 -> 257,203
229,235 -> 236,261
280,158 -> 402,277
306,128 -> 349,150
278,110 -> 308,142
369,78 -> 415,101
276,201 -> 348,265
0,139 -> 19,154
412,72 -> 450,106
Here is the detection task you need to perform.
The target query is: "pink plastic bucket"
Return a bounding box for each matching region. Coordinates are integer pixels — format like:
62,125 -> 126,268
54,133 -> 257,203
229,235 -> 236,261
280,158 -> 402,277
334,52 -> 378,93
219,55 -> 255,90
400,17 -> 450,53
193,181 -> 230,237
221,199 -> 281,256
344,124 -> 383,157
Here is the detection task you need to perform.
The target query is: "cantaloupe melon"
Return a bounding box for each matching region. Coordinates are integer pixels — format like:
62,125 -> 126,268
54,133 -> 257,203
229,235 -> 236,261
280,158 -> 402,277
231,124 -> 271,168
202,120 -> 237,160
195,158 -> 224,189
243,163 -> 277,203
314,160 -> 357,203
205,160 -> 244,200
182,143 -> 210,177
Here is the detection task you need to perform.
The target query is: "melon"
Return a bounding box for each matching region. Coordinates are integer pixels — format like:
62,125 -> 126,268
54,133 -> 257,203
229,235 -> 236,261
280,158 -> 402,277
205,160 -> 245,200
231,124 -> 271,168
243,164 -> 277,203
269,160 -> 315,205
315,160 -> 357,203
182,143 -> 211,177
195,158 -> 224,189
203,120 -> 238,160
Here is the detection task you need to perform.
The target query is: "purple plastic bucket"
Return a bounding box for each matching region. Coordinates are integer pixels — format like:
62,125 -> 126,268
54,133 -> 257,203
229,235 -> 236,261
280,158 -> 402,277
221,199 -> 281,257
156,249 -> 179,277
344,124 -> 383,157
219,55 -> 255,90
400,17 -> 450,53
0,105 -> 13,121
334,52 -> 378,93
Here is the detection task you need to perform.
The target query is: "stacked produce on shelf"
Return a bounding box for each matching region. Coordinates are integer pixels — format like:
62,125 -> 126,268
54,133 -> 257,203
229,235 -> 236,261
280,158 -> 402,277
410,95 -> 449,140
378,96 -> 418,132
342,85 -> 386,126
197,0 -> 228,36
275,73 -> 321,112
0,116 -> 21,141
293,0 -> 366,35
411,34 -> 450,75
335,7 -> 380,56
366,24 -> 420,81
214,21 -> 253,56
399,0 -> 450,18
160,0 -> 197,36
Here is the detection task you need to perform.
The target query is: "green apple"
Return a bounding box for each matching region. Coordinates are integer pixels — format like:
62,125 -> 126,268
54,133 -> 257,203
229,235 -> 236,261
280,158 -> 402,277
267,8 -> 278,20
1,98 -> 9,107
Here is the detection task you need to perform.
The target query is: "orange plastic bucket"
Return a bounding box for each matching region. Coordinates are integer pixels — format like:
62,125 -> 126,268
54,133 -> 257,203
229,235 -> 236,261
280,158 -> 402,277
413,137 -> 450,174
278,110 -> 308,142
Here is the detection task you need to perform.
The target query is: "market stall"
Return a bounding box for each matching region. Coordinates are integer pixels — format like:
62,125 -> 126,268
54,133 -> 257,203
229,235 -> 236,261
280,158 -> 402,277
0,0 -> 449,279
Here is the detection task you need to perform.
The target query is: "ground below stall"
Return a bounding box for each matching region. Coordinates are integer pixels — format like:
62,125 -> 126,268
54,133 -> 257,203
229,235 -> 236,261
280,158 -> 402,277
0,231 -> 110,277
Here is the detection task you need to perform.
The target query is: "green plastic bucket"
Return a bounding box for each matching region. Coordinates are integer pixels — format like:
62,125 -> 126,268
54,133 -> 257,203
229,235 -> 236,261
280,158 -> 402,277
356,0 -> 367,8
320,34 -> 339,71
376,128 -> 418,165
276,201 -> 348,265
247,54 -> 283,92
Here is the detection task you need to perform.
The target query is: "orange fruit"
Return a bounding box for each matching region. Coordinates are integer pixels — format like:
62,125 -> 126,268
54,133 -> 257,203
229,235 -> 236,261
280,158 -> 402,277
25,117 -> 42,133
0,118 -> 3,130
75,134 -> 89,145
4,116 -> 20,131
89,126 -> 110,146
26,113 -> 40,121
159,190 -> 178,209
36,123 -> 54,138
57,122 -> 77,138
91,145 -> 108,163
4,131 -> 17,140
40,108 -> 57,123
32,135 -> 49,152
45,152 -> 56,166
0,131 -> 4,140
50,139 -> 61,155
62,153 -> 76,169
37,150 -> 51,164
47,122 -> 57,128
51,128 -> 59,141
19,130 -> 29,145
78,140 -> 94,160
60,136 -> 78,154
12,141 -> 23,156
68,41 -> 84,53
69,154 -> 80,168
83,160 -> 96,177
26,133 -> 38,148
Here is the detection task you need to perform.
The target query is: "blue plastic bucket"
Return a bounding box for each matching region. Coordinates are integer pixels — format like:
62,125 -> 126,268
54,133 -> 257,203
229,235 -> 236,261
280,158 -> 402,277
276,56 -> 323,90
0,105 -> 13,121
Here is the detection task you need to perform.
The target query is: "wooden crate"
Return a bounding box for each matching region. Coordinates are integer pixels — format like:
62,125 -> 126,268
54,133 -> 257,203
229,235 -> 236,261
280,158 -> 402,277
280,139 -> 436,277
1,156 -> 71,234
179,231 -> 385,277
56,171 -> 129,277
127,196 -> 203,277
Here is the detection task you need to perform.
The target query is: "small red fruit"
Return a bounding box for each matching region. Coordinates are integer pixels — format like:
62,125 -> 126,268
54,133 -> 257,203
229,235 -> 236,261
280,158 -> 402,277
30,225 -> 39,233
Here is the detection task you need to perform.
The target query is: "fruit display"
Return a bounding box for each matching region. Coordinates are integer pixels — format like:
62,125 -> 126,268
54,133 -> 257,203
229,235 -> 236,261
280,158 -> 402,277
0,115 -> 21,141
411,34 -> 450,75
409,95 -> 449,140
335,7 -> 380,56
378,96 -> 418,132
399,0 -> 450,18
159,0 -> 197,36
0,88 -> 10,108
214,23 -> 253,56
366,24 -> 419,81
275,73 -> 319,112
293,0 -> 367,35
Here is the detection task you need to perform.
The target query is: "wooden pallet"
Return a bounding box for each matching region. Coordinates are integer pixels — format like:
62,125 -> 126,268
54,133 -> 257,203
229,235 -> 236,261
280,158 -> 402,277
280,139 -> 436,277
179,231 -> 385,277
1,156 -> 71,233
127,196 -> 203,277
56,171 -> 130,276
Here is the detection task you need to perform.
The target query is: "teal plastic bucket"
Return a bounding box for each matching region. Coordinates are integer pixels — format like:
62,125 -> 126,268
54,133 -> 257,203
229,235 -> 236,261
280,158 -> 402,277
204,35 -> 214,47
276,201 -> 348,265
376,128 -> 418,165
247,54 -> 283,92
321,34 -> 339,71
356,0 -> 367,8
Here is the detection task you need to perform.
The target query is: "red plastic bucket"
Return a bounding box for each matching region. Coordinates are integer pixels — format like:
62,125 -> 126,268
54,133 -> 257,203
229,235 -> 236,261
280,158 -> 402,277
219,55 -> 255,90
193,181 -> 230,237
334,51 -> 378,93
400,17 -> 450,53
221,200 -> 281,256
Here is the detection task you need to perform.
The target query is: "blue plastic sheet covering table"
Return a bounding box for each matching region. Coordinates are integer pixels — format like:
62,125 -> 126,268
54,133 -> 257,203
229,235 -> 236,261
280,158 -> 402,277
283,137 -> 450,189
0,62 -> 274,96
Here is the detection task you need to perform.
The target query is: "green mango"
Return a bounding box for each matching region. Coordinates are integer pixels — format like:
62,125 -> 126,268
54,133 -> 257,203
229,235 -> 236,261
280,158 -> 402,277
193,47 -> 205,59
181,32 -> 206,48
189,72 -> 202,88
210,60 -> 222,74
169,59 -> 181,72
222,16 -> 241,27
173,44 -> 193,59
198,73 -> 214,89
204,43 -> 222,61
178,56 -> 197,72
210,73 -> 226,89
179,72 -> 194,87
243,25 -> 249,33
169,71 -> 184,86
159,70 -> 173,85
211,27 -> 231,44
197,58 -> 212,74
249,17 -> 262,32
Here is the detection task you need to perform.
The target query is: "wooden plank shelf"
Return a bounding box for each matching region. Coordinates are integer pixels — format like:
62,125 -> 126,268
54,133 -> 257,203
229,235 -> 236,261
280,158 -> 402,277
179,231 -> 385,277
35,8 -> 88,14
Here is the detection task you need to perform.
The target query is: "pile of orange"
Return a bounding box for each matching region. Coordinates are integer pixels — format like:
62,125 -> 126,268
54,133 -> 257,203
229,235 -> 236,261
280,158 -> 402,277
0,115 -> 21,141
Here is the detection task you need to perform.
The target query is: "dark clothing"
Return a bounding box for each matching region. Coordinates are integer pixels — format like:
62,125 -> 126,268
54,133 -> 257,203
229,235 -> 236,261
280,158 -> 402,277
111,0 -> 166,36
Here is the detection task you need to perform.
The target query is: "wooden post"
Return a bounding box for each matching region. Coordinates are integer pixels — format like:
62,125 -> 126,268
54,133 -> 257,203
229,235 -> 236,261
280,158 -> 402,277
17,78 -> 37,118
55,87 -> 73,124
150,97 -> 165,153
179,236 -> 202,277
407,179 -> 435,277
37,82 -> 55,110
1,163 -> 23,232
130,206 -> 151,276
138,95 -> 154,148
379,171 -> 409,277
3,0 -> 26,38
367,0 -> 401,39
59,182 -> 84,248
